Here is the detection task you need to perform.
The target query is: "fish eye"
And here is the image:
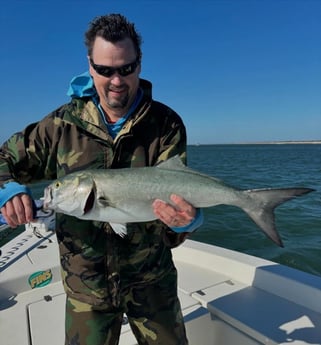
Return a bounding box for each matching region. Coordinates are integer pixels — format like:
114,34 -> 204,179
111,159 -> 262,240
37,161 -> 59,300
55,181 -> 61,188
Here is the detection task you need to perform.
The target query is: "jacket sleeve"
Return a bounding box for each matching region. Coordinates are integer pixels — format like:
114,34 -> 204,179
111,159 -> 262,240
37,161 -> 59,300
0,112 -> 60,188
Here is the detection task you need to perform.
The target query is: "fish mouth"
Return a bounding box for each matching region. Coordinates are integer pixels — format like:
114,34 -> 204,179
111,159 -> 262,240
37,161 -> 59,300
43,187 -> 52,210
83,187 -> 95,214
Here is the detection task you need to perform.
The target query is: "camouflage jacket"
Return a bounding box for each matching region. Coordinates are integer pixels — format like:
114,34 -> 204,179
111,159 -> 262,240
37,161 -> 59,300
0,78 -> 188,307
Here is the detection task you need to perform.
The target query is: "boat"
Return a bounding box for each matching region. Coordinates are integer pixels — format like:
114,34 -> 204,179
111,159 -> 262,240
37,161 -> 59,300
1,219 -> 321,345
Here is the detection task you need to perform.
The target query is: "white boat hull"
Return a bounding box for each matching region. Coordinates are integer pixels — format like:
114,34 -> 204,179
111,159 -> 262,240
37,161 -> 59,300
1,224 -> 321,344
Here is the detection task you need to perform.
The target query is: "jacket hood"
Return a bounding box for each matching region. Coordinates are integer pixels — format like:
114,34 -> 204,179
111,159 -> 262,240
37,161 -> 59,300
67,71 -> 97,98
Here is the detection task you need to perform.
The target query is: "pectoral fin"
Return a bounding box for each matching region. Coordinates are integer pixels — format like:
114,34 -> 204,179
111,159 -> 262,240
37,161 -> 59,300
97,196 -> 110,207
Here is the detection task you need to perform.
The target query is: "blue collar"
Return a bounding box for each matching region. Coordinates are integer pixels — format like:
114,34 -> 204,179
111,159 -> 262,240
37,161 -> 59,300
99,88 -> 143,138
67,71 -> 143,138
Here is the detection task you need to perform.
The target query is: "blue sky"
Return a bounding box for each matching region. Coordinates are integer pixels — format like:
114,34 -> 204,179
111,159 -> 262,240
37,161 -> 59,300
1,0 -> 320,145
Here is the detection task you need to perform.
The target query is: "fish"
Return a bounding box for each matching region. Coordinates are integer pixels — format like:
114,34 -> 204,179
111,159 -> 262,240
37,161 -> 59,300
42,156 -> 314,246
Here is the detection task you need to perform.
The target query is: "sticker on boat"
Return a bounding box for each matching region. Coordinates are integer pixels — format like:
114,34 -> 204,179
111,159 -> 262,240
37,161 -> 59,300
28,269 -> 53,289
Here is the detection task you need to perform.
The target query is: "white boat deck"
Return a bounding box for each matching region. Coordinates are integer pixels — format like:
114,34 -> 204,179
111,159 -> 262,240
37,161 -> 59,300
1,225 -> 321,344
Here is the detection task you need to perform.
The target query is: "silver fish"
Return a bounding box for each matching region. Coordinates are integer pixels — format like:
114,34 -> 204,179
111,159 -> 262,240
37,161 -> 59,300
43,156 -> 313,246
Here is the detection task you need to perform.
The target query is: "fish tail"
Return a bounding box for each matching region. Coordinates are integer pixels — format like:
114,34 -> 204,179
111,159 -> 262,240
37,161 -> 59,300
242,187 -> 314,247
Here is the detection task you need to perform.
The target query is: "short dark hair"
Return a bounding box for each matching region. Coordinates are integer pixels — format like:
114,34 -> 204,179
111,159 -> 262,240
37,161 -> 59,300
85,13 -> 142,61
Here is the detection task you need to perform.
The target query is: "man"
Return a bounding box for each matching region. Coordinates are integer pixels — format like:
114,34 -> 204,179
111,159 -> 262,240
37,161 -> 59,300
0,14 -> 202,345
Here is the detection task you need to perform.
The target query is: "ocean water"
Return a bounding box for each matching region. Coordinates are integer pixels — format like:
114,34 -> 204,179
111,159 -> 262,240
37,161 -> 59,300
187,144 -> 321,277
1,144 -> 320,277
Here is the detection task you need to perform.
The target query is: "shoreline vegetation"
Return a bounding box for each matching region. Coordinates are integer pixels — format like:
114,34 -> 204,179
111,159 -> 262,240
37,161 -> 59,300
190,140 -> 321,146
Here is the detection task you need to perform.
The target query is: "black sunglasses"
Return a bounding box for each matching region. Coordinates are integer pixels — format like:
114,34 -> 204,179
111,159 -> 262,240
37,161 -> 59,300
90,57 -> 140,78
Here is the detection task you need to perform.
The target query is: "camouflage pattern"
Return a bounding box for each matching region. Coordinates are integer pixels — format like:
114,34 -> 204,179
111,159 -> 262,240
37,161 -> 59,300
65,266 -> 187,345
0,79 -> 189,344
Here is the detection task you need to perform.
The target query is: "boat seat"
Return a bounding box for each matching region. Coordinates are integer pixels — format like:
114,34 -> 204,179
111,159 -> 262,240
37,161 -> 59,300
192,282 -> 321,344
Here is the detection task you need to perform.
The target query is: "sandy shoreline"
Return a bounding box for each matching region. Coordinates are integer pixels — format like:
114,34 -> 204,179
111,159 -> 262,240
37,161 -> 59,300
188,140 -> 321,146
190,141 -> 321,146
240,141 -> 321,145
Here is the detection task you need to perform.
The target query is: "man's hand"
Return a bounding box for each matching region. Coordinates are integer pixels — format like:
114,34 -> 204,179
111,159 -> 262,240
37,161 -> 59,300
152,194 -> 196,228
0,193 -> 34,228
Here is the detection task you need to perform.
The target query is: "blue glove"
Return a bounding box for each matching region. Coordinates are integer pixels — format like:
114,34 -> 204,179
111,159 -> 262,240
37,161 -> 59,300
170,208 -> 204,233
0,182 -> 32,208
0,182 -> 36,226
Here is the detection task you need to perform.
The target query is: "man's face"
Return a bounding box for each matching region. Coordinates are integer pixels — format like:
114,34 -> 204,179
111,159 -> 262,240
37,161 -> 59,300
89,36 -> 141,119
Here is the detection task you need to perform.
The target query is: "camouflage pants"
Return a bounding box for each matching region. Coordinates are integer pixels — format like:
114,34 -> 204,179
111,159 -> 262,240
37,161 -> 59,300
65,269 -> 188,345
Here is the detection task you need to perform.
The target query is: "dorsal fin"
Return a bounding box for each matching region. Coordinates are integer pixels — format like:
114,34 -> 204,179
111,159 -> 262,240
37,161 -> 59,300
157,155 -> 224,184
156,155 -> 188,171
